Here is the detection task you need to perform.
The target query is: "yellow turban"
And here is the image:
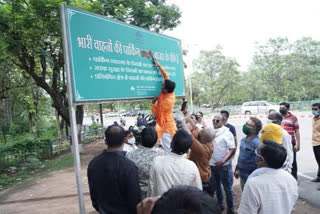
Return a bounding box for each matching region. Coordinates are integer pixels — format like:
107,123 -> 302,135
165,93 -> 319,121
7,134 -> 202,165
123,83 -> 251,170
260,123 -> 283,144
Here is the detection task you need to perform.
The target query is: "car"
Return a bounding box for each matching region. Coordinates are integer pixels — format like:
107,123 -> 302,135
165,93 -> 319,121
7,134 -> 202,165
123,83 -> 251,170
241,101 -> 279,115
105,112 -> 118,117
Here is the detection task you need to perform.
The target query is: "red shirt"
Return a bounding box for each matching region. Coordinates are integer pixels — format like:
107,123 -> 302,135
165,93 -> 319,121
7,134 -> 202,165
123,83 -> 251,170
281,112 -> 299,144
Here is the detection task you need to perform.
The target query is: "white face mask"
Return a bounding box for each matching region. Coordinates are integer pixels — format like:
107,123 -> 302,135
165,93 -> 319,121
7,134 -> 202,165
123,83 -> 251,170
128,137 -> 136,145
265,119 -> 273,124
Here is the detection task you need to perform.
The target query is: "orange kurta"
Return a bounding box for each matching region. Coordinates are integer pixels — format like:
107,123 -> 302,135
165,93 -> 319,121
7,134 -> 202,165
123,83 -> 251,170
151,66 -> 177,140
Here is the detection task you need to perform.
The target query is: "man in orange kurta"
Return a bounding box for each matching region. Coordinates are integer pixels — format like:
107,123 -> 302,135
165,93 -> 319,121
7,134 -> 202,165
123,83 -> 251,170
151,57 -> 177,152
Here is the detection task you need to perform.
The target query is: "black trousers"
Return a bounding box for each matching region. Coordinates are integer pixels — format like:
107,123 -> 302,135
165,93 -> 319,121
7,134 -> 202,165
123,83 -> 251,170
313,145 -> 320,178
291,146 -> 298,180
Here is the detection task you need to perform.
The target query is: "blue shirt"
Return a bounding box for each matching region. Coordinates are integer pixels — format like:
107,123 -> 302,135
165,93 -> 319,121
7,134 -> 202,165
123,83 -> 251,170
237,135 -> 260,180
225,123 -> 236,137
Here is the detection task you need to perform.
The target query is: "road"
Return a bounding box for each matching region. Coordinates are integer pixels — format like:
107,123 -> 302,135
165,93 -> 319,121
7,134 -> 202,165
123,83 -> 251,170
83,112 -> 320,207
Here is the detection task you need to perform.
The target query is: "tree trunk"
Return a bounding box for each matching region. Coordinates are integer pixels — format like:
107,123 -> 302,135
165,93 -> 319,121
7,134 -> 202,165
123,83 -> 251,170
28,112 -> 33,134
76,105 -> 84,144
1,127 -> 7,144
55,110 -> 62,139
34,87 -> 40,137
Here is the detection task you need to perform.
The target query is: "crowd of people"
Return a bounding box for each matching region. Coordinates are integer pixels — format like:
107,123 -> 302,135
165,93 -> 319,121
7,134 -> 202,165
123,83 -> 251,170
86,58 -> 320,214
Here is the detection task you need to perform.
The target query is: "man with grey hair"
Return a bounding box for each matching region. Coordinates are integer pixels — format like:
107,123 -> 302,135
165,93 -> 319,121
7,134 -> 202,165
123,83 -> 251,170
181,114 -> 215,194
267,112 -> 293,173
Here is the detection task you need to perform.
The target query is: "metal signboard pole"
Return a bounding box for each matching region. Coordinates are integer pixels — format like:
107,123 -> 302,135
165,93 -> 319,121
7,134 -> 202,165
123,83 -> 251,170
60,5 -> 86,214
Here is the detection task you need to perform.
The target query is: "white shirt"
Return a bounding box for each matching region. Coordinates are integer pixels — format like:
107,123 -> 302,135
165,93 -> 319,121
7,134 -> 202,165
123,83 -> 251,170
238,168 -> 298,214
123,143 -> 137,153
148,153 -> 202,197
282,130 -> 293,173
210,126 -> 235,166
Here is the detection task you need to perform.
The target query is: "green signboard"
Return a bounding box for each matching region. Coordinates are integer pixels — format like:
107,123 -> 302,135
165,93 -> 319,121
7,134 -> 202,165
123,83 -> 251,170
61,6 -> 185,103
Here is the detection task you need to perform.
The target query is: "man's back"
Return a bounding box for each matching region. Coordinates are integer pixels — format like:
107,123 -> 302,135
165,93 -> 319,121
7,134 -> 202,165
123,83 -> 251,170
189,128 -> 214,182
87,151 -> 141,214
148,153 -> 202,197
127,146 -> 166,199
238,169 -> 298,214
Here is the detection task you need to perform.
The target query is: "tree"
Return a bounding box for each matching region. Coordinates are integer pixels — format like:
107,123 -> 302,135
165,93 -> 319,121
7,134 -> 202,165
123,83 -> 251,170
191,46 -> 240,109
0,0 -> 181,135
249,37 -> 320,102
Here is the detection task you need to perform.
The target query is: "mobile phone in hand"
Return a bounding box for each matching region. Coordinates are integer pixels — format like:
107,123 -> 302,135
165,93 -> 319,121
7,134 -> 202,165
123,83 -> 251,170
181,101 -> 187,111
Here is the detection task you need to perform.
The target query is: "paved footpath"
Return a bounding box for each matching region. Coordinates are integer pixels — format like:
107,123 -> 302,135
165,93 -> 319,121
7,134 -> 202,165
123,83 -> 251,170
0,140 -> 319,214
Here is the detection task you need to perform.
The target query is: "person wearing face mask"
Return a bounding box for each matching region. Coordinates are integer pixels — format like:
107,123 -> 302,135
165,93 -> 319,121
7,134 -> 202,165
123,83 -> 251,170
267,112 -> 293,173
211,114 -> 236,213
279,102 -> 300,180
238,140 -> 298,214
234,117 -> 262,190
123,130 -> 138,153
311,103 -> 320,190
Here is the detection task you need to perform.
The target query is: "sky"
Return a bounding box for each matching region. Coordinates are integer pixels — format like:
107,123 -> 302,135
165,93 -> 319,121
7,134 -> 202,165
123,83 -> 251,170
165,0 -> 320,75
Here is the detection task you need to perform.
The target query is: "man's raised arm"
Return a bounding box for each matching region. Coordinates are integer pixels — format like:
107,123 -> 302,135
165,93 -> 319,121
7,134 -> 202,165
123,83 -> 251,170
153,57 -> 169,80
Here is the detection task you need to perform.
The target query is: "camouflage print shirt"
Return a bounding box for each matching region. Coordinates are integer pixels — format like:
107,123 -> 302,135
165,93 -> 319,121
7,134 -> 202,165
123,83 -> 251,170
126,145 -> 166,199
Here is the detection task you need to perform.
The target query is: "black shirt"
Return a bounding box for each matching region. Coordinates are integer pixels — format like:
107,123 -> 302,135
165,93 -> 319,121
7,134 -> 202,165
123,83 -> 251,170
226,123 -> 237,137
87,150 -> 141,214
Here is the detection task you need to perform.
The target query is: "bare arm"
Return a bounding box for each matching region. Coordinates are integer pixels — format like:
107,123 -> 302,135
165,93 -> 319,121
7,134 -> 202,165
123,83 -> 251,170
295,129 -> 300,152
181,119 -> 192,135
215,134 -> 236,168
153,57 -> 169,80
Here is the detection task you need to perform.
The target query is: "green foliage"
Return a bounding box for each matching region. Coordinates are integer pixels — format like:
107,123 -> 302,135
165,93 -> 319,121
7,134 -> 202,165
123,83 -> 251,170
188,37 -> 320,107
248,37 -> 320,102
97,0 -> 181,32
1,134 -> 52,160
44,153 -> 73,170
190,46 -> 241,108
90,122 -> 103,130
8,120 -> 29,135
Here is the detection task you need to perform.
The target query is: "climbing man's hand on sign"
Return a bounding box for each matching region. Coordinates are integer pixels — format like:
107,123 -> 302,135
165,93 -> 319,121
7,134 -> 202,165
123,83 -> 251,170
153,57 -> 160,68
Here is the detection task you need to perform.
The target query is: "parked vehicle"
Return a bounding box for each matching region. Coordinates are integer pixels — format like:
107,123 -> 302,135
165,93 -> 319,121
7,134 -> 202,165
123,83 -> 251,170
241,101 -> 279,115
105,112 -> 118,117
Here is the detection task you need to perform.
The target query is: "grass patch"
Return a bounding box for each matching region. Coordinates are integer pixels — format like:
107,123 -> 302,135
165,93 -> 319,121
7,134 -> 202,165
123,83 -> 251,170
0,153 -> 74,190
44,153 -> 74,170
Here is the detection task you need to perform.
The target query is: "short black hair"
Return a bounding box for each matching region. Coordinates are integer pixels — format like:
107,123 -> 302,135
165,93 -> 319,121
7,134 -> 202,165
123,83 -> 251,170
261,140 -> 287,169
164,80 -> 176,93
152,185 -> 220,214
220,110 -> 229,119
312,103 -> 320,108
279,102 -> 290,110
197,112 -> 204,117
191,113 -> 199,121
125,130 -> 133,136
250,117 -> 262,134
105,125 -> 126,147
141,127 -> 158,148
171,130 -> 192,155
